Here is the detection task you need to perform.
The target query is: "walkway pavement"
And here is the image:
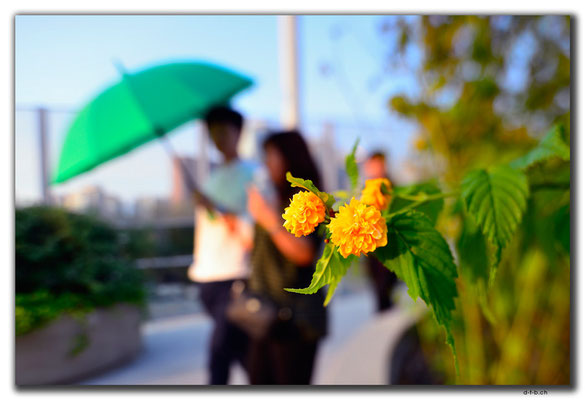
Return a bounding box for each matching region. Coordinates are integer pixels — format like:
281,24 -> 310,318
80,286 -> 421,385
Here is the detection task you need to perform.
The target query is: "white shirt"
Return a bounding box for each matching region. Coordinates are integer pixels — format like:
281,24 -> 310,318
188,159 -> 257,283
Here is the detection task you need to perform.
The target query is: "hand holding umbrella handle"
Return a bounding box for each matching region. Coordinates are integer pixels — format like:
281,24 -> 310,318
192,189 -> 218,215
154,129 -> 225,215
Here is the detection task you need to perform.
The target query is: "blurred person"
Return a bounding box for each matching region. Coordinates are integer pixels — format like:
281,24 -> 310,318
246,130 -> 328,384
363,151 -> 398,312
187,106 -> 256,384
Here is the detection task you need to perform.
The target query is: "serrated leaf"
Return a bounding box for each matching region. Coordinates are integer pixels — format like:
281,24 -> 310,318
457,213 -> 495,323
457,214 -> 489,285
390,180 -> 444,225
345,139 -> 360,191
374,210 -> 458,366
285,243 -> 355,306
511,125 -> 570,170
286,172 -> 335,208
554,204 -> 570,254
461,166 -> 529,283
284,244 -> 334,295
323,277 -> 342,307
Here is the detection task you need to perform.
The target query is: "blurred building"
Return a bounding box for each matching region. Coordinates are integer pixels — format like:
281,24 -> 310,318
311,123 -> 337,193
134,196 -> 170,221
56,185 -> 125,221
238,118 -> 271,160
307,123 -> 347,192
170,156 -> 197,208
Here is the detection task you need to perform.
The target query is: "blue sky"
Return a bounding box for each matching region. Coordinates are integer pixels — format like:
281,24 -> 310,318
15,15 -> 421,204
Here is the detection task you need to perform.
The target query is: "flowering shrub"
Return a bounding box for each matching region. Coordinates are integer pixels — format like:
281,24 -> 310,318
282,125 -> 570,375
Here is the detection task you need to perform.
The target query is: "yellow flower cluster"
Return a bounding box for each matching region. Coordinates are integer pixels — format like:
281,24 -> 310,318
328,198 -> 388,258
413,136 -> 428,151
360,178 -> 393,211
282,191 -> 326,237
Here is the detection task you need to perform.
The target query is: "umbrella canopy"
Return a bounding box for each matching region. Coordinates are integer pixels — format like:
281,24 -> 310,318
52,61 -> 253,184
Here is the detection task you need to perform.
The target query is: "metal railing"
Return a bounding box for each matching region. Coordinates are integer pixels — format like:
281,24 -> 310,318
136,254 -> 193,270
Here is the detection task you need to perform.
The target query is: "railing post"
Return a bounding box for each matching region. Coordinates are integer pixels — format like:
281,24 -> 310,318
37,107 -> 52,205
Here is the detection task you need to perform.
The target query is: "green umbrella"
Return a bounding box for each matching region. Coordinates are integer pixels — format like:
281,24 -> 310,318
52,61 -> 253,184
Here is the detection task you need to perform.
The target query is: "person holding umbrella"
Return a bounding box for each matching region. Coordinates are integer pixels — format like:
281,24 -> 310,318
187,106 -> 257,384
51,61 -> 256,384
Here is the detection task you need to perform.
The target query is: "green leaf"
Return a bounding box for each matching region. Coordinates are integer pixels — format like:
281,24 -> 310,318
390,180 -> 445,225
374,211 -> 458,366
457,214 -> 489,285
284,243 -> 355,306
511,125 -> 570,170
457,213 -> 495,323
554,204 -> 570,254
345,139 -> 360,191
380,182 -> 393,196
461,166 -> 529,282
286,172 -> 335,208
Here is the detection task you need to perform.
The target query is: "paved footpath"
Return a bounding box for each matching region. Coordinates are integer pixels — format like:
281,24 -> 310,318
80,290 -> 377,385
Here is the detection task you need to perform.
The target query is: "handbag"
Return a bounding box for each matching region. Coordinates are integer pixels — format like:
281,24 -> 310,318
226,280 -> 293,340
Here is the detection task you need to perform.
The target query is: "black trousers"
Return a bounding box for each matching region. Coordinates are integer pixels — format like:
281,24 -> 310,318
248,334 -> 319,385
199,279 -> 249,385
366,256 -> 398,312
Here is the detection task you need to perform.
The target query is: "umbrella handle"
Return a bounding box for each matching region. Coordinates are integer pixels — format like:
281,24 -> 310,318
155,132 -> 222,215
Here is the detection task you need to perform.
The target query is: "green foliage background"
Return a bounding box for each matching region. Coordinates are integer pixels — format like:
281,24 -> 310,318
384,16 -> 570,384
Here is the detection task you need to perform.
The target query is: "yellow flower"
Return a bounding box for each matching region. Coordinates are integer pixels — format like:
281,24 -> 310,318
328,198 -> 388,258
413,136 -> 428,151
282,191 -> 326,237
360,178 -> 393,211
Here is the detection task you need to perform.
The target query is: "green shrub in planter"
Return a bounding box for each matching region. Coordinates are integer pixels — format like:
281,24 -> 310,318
15,206 -> 146,336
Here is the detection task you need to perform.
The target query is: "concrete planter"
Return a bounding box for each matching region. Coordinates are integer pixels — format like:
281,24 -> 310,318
16,303 -> 142,385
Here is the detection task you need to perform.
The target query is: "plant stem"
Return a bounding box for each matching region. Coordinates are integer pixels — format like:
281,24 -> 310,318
385,191 -> 459,220
393,193 -> 423,201
530,182 -> 570,191
394,191 -> 459,202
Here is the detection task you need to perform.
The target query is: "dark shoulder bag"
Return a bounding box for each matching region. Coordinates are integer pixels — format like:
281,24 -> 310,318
226,280 -> 293,340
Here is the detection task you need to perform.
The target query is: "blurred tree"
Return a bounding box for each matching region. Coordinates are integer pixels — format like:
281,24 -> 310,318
384,15 -> 569,185
379,16 -> 570,385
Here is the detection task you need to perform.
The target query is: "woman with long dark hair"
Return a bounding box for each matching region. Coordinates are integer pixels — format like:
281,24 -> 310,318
246,130 -> 327,384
